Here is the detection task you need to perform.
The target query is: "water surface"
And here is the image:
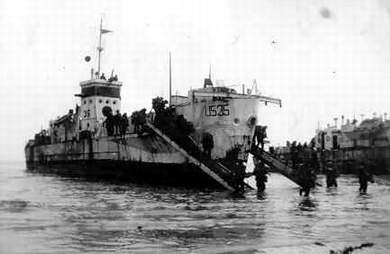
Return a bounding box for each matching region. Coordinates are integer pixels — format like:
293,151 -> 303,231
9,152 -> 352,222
0,161 -> 389,253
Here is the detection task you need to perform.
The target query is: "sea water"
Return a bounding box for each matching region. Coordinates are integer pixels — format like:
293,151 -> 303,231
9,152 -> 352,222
0,161 -> 389,253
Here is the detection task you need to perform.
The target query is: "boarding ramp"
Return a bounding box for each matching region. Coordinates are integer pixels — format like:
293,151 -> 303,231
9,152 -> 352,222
251,147 -> 303,187
146,122 -> 238,191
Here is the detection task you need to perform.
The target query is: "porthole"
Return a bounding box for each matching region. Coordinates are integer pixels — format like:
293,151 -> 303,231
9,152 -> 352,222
106,100 -> 110,104
89,99 -> 92,104
234,118 -> 240,124
83,100 -> 87,104
113,100 -> 116,105
99,99 -> 102,103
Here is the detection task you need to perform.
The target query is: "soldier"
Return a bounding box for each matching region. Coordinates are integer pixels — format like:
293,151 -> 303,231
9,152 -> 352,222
252,126 -> 267,150
260,126 -> 267,150
235,166 -> 246,193
310,150 -> 319,170
104,113 -> 114,136
253,126 -> 261,148
298,166 -> 316,197
113,110 -> 122,135
131,111 -> 139,133
202,132 -> 214,158
253,161 -> 268,192
325,161 -> 338,188
290,141 -> 298,169
137,109 -> 147,133
253,126 -> 267,150
139,109 -> 146,123
358,162 -> 374,193
120,113 -> 129,136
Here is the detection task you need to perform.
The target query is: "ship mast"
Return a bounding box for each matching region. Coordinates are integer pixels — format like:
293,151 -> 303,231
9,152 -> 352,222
169,52 -> 172,105
96,18 -> 112,77
97,18 -> 103,76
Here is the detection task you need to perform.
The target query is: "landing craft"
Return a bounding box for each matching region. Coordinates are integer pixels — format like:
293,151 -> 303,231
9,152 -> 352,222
25,21 -> 285,191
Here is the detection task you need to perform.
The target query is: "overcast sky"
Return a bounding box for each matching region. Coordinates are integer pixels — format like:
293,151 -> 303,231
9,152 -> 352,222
1,0 -> 390,161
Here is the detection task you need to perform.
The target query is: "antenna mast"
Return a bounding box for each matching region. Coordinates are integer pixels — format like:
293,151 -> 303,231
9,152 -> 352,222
169,52 -> 172,106
97,18 -> 103,76
96,18 -> 112,77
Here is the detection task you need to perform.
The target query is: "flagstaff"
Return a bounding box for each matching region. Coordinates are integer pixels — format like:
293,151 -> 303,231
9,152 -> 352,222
169,52 -> 172,105
97,18 -> 103,76
96,18 -> 112,77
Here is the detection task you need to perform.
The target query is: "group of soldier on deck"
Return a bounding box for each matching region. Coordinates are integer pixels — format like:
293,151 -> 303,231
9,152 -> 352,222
102,108 -> 149,137
103,110 -> 130,136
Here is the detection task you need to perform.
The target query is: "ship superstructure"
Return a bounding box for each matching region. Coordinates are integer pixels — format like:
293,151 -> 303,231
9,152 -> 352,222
311,116 -> 390,173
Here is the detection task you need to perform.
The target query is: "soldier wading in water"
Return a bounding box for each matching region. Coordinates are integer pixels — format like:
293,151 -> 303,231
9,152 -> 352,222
252,160 -> 268,192
358,162 -> 374,193
297,166 -> 316,197
325,161 -> 338,188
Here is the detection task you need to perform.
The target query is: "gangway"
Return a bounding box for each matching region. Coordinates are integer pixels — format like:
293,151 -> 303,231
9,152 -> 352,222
146,122 -> 238,191
250,147 -> 303,187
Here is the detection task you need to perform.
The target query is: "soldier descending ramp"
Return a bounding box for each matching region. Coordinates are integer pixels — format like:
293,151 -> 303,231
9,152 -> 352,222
146,122 -> 237,191
251,146 -> 304,187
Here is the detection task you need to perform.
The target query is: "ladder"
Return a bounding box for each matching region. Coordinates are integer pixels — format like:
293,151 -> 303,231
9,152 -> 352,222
251,147 -> 303,187
146,122 -> 237,191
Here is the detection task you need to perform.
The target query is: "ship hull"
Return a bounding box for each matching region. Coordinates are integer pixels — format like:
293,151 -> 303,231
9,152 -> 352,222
25,159 -> 222,189
24,134 -> 225,189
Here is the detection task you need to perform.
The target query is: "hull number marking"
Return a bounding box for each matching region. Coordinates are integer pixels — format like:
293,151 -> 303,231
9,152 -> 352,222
205,104 -> 230,116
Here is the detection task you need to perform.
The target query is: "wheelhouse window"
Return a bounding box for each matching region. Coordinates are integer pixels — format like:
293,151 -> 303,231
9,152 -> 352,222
81,86 -> 120,98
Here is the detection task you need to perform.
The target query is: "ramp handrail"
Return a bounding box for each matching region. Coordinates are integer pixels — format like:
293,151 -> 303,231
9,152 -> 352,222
146,122 -> 236,191
251,147 -> 302,187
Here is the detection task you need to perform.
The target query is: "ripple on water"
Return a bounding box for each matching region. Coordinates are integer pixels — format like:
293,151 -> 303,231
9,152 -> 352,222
1,164 -> 390,253
0,200 -> 29,213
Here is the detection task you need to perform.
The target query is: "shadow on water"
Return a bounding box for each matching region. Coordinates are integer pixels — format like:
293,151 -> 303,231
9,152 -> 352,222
256,191 -> 267,200
0,200 -> 29,213
227,191 -> 247,200
325,186 -> 339,196
298,197 -> 318,212
354,192 -> 373,211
